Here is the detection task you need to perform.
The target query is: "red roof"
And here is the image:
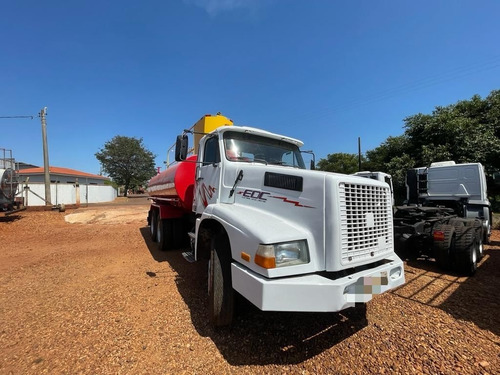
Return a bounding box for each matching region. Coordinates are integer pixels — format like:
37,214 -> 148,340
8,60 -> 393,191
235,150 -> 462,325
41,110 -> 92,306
19,166 -> 108,180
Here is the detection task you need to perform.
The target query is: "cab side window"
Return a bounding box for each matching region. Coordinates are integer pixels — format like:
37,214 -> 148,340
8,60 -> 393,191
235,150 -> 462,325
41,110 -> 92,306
203,136 -> 220,166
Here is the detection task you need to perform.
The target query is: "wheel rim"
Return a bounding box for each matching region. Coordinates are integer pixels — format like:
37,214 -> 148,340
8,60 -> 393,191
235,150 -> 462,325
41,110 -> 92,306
156,217 -> 162,243
150,215 -> 155,236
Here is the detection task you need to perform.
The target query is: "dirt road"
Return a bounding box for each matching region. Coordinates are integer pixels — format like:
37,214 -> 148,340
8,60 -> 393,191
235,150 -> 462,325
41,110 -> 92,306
1,201 -> 499,374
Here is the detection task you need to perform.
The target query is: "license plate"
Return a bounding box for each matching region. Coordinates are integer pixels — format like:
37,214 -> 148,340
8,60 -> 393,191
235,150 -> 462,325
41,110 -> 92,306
345,272 -> 389,302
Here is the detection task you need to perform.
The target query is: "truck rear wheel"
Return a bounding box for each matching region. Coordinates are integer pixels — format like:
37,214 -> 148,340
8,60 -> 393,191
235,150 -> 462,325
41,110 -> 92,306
150,210 -> 158,242
172,218 -> 185,249
465,219 -> 484,259
433,224 -> 455,270
208,232 -> 234,327
484,222 -> 491,244
158,219 -> 174,251
454,226 -> 478,276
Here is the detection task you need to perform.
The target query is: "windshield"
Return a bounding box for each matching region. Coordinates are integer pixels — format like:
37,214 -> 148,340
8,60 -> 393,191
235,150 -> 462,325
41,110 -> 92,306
223,131 -> 306,169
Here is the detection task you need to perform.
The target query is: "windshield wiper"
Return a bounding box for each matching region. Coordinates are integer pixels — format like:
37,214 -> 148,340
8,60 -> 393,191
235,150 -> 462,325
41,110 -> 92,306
229,170 -> 244,198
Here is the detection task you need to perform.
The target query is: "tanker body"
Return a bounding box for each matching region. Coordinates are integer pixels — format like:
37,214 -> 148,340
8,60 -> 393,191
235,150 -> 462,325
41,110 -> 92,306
147,114 -> 234,250
147,114 -> 405,327
147,155 -> 197,249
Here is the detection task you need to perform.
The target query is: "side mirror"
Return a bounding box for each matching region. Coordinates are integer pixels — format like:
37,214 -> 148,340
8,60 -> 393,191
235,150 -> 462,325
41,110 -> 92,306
310,160 -> 315,170
175,134 -> 188,161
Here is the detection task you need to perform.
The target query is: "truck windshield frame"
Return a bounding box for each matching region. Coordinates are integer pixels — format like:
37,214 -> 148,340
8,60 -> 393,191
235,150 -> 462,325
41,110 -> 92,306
223,131 -> 306,169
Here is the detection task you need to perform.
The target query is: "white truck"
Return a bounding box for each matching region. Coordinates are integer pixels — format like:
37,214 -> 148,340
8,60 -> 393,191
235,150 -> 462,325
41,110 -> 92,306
353,171 -> 395,206
147,114 -> 405,326
394,161 -> 492,275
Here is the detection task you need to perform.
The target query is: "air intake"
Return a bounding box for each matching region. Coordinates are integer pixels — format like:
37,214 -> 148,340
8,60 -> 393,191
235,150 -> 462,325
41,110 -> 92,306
264,172 -> 303,192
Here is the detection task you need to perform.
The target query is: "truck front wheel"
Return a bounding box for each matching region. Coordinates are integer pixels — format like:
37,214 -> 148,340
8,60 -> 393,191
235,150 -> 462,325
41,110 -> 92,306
208,233 -> 234,327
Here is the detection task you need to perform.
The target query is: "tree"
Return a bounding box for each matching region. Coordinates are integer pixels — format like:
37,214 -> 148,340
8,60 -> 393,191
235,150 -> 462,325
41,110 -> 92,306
95,136 -> 156,197
364,136 -> 415,203
364,90 -> 500,204
316,152 -> 362,174
402,92 -> 500,173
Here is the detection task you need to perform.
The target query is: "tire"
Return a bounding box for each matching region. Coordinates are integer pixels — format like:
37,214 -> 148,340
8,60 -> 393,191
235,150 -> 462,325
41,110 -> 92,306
448,218 -> 465,230
157,219 -> 174,251
484,221 -> 491,245
432,224 -> 455,270
172,218 -> 185,249
477,235 -> 484,260
150,210 -> 158,242
208,232 -> 234,327
454,226 -> 478,276
465,219 -> 484,259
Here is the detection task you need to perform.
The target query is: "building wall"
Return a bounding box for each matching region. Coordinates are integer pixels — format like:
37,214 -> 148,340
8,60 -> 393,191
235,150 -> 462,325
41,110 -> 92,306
16,182 -> 117,206
18,175 -> 107,185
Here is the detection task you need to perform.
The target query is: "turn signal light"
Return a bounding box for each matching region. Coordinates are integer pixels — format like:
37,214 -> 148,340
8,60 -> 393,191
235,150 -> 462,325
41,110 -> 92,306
254,254 -> 276,269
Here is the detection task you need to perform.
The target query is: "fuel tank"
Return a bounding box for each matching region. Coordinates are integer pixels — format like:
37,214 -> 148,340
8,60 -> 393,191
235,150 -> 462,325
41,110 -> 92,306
147,155 -> 197,211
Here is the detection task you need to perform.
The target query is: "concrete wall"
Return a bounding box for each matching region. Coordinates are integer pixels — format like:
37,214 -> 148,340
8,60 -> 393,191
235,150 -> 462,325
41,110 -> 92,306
16,182 -> 117,206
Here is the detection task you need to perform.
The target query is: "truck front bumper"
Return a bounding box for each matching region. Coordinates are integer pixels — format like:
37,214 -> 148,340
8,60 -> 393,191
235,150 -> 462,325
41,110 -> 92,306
231,256 -> 405,312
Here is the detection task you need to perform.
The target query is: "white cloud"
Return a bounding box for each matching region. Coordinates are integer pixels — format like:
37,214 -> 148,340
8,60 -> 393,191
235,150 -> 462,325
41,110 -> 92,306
184,0 -> 261,16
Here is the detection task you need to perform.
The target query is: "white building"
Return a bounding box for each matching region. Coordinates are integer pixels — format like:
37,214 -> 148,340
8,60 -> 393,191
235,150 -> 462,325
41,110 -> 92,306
17,166 -> 117,206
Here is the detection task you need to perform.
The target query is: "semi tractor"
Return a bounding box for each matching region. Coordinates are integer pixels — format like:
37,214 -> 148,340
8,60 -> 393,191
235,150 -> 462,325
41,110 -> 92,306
147,114 -> 405,326
393,161 -> 491,275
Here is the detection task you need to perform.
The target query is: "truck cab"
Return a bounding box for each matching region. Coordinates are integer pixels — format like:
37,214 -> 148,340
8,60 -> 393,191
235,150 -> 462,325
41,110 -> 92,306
406,161 -> 492,243
170,121 -> 405,326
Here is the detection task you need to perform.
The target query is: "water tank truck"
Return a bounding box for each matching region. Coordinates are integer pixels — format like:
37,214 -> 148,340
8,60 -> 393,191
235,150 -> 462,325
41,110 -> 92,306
147,114 -> 405,326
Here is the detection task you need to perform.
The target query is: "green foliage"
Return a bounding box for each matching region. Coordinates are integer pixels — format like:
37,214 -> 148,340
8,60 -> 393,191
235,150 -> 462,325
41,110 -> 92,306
316,152 -> 362,174
103,179 -> 120,190
360,89 -> 500,205
95,136 -> 156,197
401,91 -> 500,173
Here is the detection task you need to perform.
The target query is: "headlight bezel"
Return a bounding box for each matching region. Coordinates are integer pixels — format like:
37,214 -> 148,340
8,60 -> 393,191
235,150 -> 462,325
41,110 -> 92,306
255,239 -> 310,269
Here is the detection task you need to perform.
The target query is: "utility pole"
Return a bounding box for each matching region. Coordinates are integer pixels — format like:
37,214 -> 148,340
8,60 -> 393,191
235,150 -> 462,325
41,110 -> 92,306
40,107 -> 51,206
358,137 -> 362,171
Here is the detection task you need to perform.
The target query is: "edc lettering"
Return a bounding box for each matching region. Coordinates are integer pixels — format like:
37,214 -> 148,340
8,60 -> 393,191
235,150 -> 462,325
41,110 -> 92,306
241,189 -> 270,201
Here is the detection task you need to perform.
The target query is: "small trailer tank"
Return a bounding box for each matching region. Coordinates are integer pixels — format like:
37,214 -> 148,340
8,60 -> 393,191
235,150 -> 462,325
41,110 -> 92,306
1,149 -> 19,211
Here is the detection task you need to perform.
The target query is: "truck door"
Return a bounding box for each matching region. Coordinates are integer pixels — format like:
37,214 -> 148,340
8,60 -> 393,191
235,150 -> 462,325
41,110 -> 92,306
194,135 -> 221,214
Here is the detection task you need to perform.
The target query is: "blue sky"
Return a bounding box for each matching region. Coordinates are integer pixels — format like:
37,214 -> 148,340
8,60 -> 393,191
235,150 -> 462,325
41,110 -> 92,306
1,0 -> 499,175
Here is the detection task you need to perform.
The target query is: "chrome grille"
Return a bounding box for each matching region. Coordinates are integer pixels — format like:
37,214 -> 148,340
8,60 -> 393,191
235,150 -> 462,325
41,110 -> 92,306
339,182 -> 393,264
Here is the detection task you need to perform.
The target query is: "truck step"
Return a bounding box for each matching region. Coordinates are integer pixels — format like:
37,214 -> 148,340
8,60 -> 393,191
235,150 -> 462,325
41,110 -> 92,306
182,251 -> 196,263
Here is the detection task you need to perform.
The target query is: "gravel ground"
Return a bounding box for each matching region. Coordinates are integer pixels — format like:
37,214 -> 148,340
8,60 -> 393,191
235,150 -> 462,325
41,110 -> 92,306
0,201 -> 499,374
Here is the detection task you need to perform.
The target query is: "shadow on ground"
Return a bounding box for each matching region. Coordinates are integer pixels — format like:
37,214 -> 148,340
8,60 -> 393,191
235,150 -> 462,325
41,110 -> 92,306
395,245 -> 500,337
0,214 -> 22,223
140,227 -> 368,365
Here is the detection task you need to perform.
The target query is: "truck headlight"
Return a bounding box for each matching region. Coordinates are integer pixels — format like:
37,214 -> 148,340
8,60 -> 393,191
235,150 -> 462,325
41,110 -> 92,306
255,240 -> 309,269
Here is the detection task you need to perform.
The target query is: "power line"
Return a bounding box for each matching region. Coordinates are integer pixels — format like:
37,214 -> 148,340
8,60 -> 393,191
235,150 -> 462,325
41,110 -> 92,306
0,115 -> 35,119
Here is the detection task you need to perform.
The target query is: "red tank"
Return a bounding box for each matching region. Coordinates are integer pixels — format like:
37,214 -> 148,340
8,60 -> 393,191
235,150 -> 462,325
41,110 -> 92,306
147,155 -> 197,211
